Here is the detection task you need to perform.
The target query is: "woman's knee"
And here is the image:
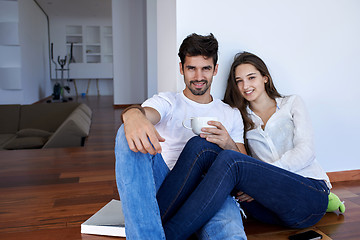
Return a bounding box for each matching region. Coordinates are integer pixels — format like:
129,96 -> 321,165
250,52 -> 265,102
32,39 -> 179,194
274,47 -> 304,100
214,150 -> 255,177
184,136 -> 222,154
175,137 -> 222,172
186,136 -> 210,147
217,150 -> 244,165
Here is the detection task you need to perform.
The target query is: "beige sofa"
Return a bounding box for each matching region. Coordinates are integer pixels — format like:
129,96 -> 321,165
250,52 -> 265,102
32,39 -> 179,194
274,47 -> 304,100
0,102 -> 92,150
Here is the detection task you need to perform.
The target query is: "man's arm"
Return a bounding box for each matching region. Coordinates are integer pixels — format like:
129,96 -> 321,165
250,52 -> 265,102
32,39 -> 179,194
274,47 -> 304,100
122,106 -> 164,155
236,143 -> 247,155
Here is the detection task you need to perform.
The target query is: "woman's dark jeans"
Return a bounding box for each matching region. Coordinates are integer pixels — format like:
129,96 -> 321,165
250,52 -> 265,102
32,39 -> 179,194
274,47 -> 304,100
156,137 -> 329,240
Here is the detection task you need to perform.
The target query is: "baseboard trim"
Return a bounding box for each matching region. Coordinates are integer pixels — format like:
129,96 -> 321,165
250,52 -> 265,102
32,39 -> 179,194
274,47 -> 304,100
327,169 -> 360,182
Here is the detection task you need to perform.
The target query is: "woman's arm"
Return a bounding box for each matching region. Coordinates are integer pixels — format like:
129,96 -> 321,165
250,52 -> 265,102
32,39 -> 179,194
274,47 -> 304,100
272,96 -> 316,172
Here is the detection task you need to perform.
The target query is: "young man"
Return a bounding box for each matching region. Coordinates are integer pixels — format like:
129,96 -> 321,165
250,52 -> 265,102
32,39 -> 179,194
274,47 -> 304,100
115,33 -> 247,240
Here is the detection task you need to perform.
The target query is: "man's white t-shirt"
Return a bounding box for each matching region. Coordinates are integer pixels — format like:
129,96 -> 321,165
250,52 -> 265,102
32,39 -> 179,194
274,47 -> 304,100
142,92 -> 244,169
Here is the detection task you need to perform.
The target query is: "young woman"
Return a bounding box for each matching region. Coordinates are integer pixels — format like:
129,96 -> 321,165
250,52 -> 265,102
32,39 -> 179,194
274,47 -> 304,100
156,52 -> 331,240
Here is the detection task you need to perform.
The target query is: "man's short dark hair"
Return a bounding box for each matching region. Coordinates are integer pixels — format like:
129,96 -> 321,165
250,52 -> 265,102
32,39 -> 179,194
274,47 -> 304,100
178,33 -> 218,67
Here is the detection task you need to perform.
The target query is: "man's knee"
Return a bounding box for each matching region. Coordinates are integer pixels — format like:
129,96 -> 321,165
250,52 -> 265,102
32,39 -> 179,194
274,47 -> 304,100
115,125 -> 145,164
115,125 -> 141,185
115,125 -> 130,153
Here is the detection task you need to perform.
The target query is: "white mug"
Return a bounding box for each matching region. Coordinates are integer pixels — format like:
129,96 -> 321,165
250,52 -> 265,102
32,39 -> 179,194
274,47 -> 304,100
182,117 -> 218,135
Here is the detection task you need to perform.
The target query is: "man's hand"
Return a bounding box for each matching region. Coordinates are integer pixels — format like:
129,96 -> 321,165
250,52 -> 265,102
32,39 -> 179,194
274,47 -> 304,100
123,108 -> 164,155
200,121 -> 239,151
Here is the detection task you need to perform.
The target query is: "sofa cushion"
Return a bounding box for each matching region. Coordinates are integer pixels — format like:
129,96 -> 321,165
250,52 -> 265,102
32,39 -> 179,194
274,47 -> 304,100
43,108 -> 91,148
78,103 -> 92,118
4,136 -> 47,150
17,128 -> 52,138
0,105 -> 20,134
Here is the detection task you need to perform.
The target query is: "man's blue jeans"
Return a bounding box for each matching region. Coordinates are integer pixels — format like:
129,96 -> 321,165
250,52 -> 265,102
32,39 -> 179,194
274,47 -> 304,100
115,125 -> 247,240
157,137 -> 330,240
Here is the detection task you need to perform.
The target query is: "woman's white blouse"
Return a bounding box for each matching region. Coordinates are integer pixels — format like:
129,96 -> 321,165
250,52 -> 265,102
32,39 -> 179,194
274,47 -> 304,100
246,95 -> 331,187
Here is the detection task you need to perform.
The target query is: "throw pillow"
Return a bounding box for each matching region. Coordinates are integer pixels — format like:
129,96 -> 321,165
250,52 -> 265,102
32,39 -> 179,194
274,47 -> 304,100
4,137 -> 47,150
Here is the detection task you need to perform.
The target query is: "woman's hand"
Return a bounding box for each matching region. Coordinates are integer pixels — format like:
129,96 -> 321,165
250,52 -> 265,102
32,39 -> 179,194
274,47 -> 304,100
200,121 -> 238,151
235,191 -> 254,203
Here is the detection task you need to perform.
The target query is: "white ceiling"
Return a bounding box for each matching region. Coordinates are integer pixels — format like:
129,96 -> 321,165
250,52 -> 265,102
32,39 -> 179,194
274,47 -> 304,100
35,0 -> 111,18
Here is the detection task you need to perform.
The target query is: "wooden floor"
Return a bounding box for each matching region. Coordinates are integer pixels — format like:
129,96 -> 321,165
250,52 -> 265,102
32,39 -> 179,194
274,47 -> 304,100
0,96 -> 359,240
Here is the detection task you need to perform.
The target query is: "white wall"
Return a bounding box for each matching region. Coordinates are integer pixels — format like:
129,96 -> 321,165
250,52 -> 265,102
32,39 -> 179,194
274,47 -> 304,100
0,0 -> 21,103
0,0 -> 50,104
146,0 -> 158,98
173,0 -> 360,172
18,0 -> 51,103
113,0 -> 147,104
156,0 -> 177,93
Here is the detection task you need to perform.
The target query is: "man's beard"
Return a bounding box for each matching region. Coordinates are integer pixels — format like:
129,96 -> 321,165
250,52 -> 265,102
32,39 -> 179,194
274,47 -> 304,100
188,80 -> 210,95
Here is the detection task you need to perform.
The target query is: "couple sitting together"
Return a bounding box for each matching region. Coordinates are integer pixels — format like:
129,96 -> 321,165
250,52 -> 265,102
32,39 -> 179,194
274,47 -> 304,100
115,33 -> 332,240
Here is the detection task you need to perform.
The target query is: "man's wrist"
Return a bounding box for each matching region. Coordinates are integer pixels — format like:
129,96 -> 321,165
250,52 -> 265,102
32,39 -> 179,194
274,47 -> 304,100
121,105 -> 145,123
